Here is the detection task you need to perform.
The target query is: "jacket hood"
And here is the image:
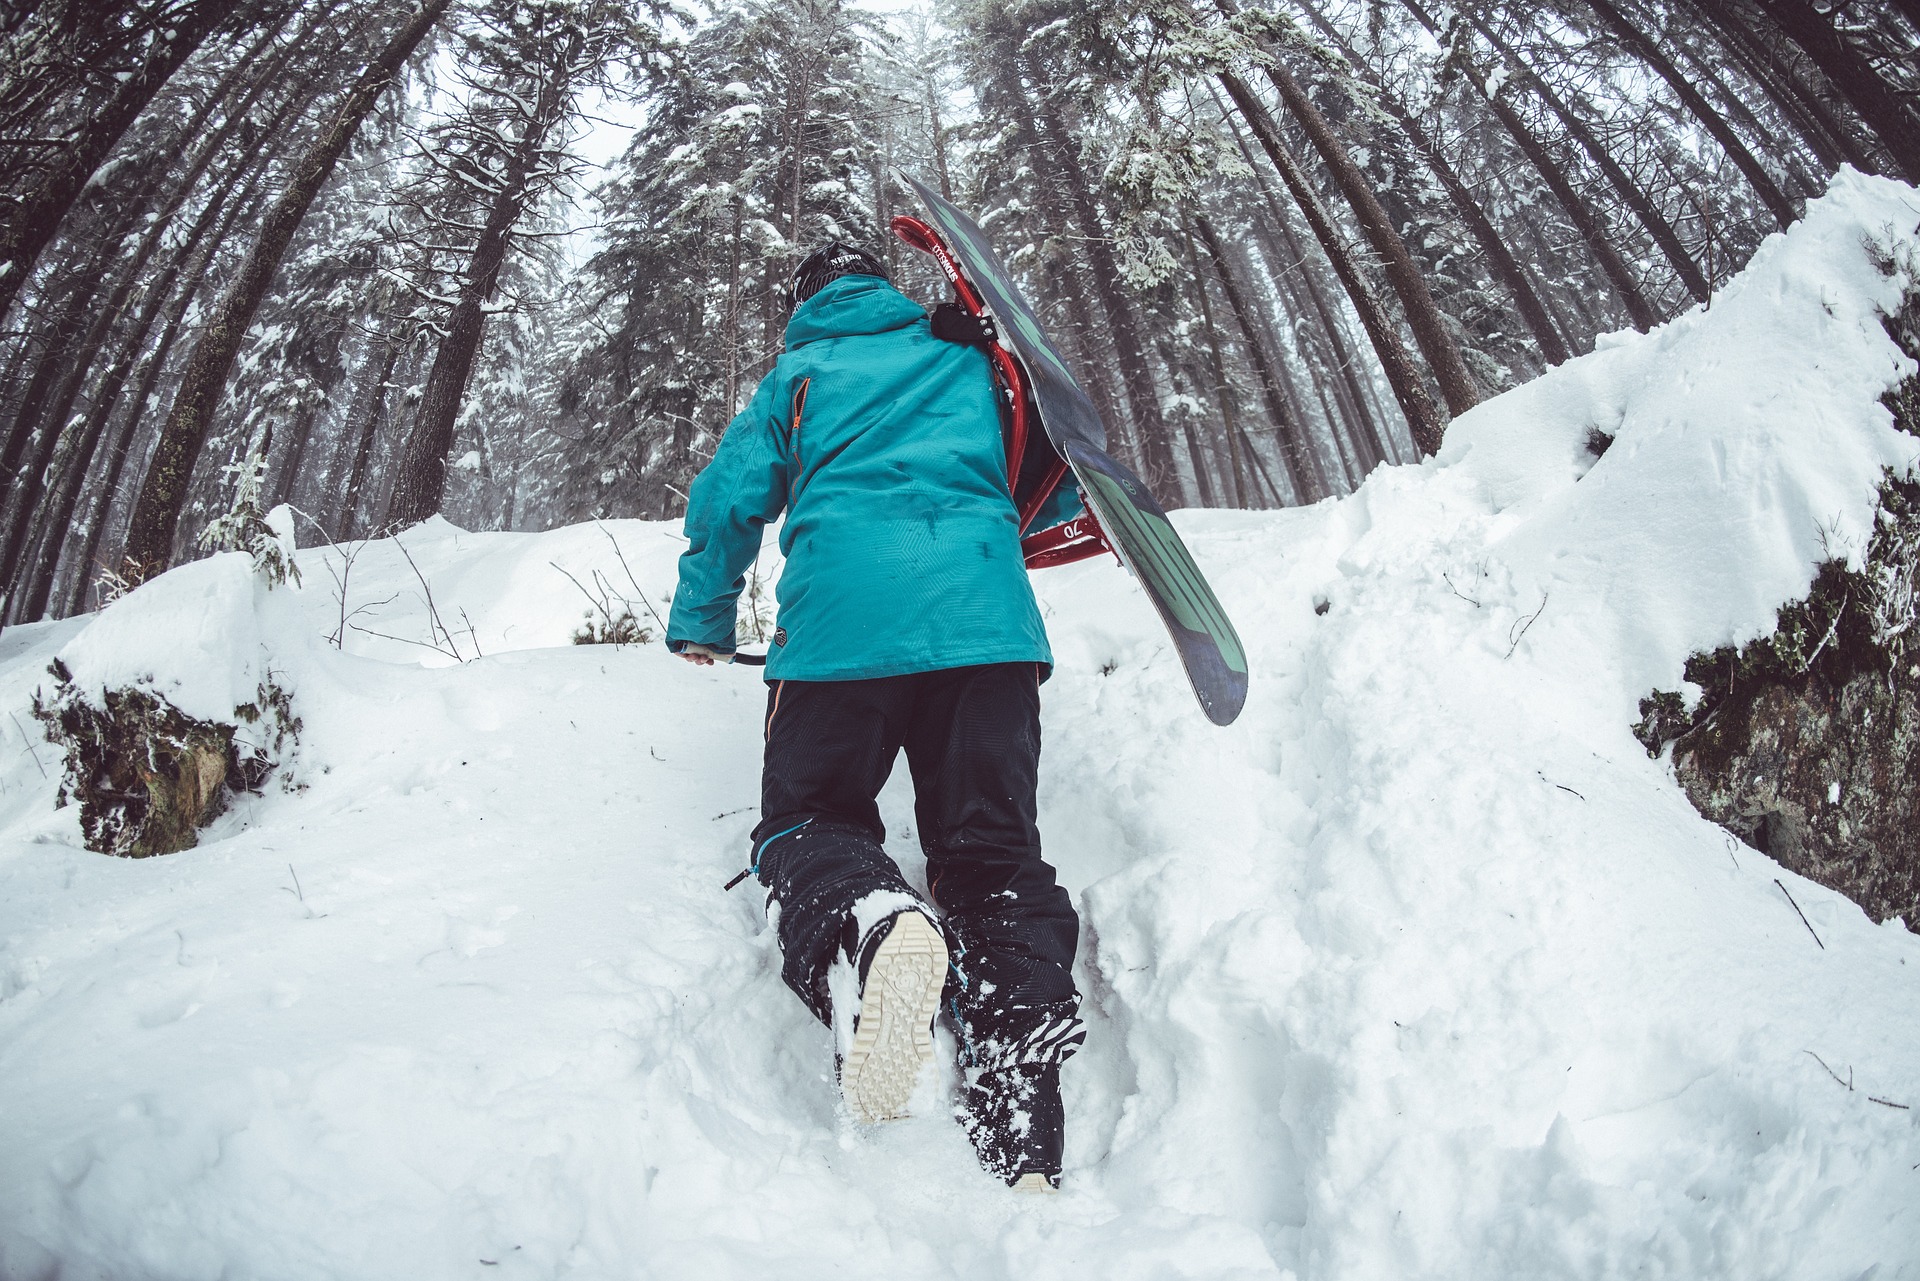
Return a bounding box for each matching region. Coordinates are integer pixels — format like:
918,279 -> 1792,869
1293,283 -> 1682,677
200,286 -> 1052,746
784,274 -> 925,349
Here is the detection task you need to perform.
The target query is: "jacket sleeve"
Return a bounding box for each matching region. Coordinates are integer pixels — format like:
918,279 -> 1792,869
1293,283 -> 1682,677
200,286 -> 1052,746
666,372 -> 790,654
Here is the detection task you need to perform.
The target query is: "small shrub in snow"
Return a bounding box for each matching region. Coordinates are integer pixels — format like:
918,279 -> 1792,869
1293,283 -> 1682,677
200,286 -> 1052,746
1863,480 -> 1919,666
554,525 -> 667,648
1632,688 -> 1690,753
230,676 -> 302,794
198,439 -> 300,590
90,561 -> 133,610
572,609 -> 654,646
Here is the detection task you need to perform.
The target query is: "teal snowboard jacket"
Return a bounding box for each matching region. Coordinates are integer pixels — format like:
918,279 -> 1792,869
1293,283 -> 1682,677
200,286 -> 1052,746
665,273 -> 1064,681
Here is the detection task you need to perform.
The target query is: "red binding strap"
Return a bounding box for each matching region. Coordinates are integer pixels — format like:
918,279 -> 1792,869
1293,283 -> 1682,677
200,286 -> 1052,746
1019,509 -> 1115,570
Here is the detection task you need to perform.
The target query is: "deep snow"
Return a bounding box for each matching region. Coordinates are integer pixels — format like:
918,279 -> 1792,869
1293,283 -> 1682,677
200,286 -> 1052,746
3,172 -> 1919,1280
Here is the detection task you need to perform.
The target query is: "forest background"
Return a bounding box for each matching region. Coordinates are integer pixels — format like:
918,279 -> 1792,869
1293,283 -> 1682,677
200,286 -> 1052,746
3,0 -> 1917,626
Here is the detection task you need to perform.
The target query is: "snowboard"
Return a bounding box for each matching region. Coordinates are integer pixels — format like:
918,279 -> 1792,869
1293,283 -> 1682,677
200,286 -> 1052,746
893,173 -> 1249,727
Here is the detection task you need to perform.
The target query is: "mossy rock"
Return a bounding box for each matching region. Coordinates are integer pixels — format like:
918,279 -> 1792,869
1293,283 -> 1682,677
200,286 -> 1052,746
1636,268 -> 1920,929
1635,466 -> 1919,927
1662,648 -> 1918,925
32,660 -> 251,857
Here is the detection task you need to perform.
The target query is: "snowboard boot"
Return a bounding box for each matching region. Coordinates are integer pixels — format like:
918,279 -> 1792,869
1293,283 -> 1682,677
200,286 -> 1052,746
958,1061 -> 1067,1192
836,908 -> 947,1123
953,1002 -> 1085,1191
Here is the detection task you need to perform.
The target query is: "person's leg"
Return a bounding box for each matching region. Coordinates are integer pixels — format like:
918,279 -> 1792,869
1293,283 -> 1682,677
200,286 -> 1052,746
753,676 -> 925,1024
902,663 -> 1083,1187
756,676 -> 951,1122
903,663 -> 1079,1023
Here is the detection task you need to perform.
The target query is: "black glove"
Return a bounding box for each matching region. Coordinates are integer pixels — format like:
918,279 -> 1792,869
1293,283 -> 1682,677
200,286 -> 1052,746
930,302 -> 996,347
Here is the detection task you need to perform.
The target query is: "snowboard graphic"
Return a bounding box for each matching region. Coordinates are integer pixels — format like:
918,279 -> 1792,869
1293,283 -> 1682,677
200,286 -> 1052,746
893,174 -> 1249,727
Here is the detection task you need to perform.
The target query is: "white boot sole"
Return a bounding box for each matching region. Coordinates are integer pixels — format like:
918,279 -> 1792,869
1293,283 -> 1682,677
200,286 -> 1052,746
841,912 -> 946,1123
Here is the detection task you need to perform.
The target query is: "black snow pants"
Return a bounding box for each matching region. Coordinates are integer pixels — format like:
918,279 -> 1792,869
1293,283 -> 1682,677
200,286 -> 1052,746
748,662 -> 1080,1041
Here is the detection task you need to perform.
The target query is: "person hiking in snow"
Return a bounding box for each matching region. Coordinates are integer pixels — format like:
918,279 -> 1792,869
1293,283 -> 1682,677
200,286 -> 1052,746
665,241 -> 1084,1191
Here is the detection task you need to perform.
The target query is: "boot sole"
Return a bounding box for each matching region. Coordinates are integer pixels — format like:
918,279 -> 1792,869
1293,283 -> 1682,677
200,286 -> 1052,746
842,912 -> 946,1123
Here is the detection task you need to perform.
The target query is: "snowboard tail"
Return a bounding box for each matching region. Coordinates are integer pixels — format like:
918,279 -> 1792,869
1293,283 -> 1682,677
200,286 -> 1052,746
1065,441 -> 1248,725
893,174 -> 1249,726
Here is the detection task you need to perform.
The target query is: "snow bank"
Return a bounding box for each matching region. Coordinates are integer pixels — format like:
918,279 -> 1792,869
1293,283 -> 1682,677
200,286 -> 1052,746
1,173 -> 1917,1280
51,551 -> 307,726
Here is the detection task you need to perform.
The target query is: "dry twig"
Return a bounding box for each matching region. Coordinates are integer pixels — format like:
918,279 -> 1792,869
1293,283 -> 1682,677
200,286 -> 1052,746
10,711 -> 47,778
282,863 -> 326,919
1805,1050 -> 1850,1089
1443,571 -> 1481,607
597,523 -> 669,635
288,507 -> 387,649
1506,592 -> 1549,658
1774,879 -> 1825,949
373,533 -> 470,661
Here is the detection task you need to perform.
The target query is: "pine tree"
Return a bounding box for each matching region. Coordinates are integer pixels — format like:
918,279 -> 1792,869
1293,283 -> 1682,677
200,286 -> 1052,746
545,0 -> 885,523
120,0 -> 452,582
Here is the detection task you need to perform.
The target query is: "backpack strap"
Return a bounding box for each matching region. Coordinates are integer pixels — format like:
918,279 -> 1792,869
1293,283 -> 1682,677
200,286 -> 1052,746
893,214 -> 1107,569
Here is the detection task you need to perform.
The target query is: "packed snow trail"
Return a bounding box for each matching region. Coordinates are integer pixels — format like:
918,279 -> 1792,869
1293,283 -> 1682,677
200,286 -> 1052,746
3,172 -> 1919,1280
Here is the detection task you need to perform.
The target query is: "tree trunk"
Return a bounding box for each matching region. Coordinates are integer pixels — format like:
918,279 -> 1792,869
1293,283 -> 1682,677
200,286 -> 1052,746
1311,369 -> 1363,492
1179,415 -> 1218,508
314,321 -> 391,531
927,79 -> 954,202
1262,231 -> 1375,477
385,60 -> 567,528
1043,251 -> 1133,456
1293,2 -> 1573,366
724,198 -> 742,415
1214,98 -> 1401,465
1007,102 -> 1138,457
1224,4 -> 1480,418
1585,0 -> 1797,229
1193,213 -> 1325,503
1745,0 -> 1920,180
1180,224 -> 1248,508
1238,425 -> 1290,508
1398,0 -> 1659,330
4,153 -> 264,622
1492,89 -> 1661,329
1642,0 -> 1826,194
1,0 -> 305,401
60,163 -> 261,617
0,0 -> 238,326
1250,156 -> 1396,467
339,335 -> 405,539
269,401 -> 318,511
119,0 -> 449,581
1697,0 -> 1871,174
0,0 -> 315,434
1029,92 -> 1177,490
0,284 -> 88,530
1460,7 -> 1712,304
1217,69 -> 1446,456
1148,331 -> 1211,507
0,42 -> 327,595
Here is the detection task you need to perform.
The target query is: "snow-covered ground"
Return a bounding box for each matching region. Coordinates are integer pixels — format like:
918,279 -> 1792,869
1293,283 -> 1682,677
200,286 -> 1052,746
3,172 -> 1919,1280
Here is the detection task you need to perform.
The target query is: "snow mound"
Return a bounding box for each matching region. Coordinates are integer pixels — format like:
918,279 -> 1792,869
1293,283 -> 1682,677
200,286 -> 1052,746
51,551 -> 307,726
1,172 -> 1918,1280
